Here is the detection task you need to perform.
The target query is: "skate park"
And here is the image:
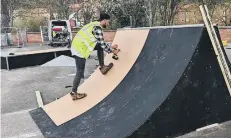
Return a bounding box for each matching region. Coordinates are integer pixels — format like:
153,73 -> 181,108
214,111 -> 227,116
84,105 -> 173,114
1,2 -> 231,138
2,25 -> 231,138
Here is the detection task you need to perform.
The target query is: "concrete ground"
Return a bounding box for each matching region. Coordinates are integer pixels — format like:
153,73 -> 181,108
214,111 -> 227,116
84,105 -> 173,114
1,44 -> 231,138
1,45 -> 98,138
179,121 -> 231,138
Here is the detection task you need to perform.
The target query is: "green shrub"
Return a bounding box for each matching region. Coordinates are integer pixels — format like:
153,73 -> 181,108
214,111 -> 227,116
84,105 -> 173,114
14,16 -> 47,32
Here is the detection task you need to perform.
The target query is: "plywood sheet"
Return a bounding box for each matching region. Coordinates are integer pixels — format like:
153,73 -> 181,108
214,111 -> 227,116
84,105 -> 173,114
13,48 -> 68,55
43,29 -> 149,126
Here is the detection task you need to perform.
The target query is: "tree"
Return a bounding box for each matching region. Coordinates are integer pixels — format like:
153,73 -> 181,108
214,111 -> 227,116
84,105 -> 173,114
1,0 -> 11,32
218,0 -> 231,26
78,0 -> 98,24
56,0 -> 71,19
122,0 -> 146,27
99,0 -> 147,27
189,0 -> 221,18
157,0 -> 184,26
144,0 -> 158,26
99,0 -> 188,27
13,0 -> 80,20
1,0 -> 26,31
97,0 -> 126,28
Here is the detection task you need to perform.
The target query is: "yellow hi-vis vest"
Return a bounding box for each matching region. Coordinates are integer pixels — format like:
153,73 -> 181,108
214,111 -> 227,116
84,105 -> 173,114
72,21 -> 101,59
53,31 -> 56,37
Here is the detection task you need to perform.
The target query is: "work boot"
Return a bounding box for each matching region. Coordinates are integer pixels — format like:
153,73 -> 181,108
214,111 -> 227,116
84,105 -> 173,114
70,92 -> 87,101
99,63 -> 114,75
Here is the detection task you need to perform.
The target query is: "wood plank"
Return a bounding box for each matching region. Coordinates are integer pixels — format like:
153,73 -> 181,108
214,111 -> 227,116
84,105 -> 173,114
13,48 -> 69,55
35,91 -> 44,108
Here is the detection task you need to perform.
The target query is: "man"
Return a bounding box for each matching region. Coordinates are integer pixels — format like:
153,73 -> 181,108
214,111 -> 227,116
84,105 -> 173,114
70,13 -> 119,100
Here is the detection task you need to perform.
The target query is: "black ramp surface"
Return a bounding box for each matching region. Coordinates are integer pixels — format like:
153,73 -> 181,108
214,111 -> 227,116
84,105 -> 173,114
1,57 -> 7,69
130,27 -> 231,137
1,50 -> 71,69
56,50 -> 72,57
8,52 -> 55,69
30,26 -> 231,138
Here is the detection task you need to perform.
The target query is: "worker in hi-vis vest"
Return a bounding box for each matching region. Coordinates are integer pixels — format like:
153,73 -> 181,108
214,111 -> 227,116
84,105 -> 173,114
70,13 -> 119,100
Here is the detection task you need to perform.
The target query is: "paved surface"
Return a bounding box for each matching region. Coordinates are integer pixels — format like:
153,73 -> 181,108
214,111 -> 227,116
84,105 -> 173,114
1,109 -> 43,138
41,55 -> 75,67
179,121 -> 231,138
1,44 -> 231,138
1,45 -> 99,138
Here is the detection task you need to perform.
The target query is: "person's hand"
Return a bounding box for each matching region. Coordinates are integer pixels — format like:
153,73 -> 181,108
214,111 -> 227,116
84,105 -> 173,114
112,49 -> 119,55
112,44 -> 118,49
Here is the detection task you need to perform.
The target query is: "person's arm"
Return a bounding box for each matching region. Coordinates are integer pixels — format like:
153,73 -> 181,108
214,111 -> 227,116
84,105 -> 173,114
92,26 -> 113,53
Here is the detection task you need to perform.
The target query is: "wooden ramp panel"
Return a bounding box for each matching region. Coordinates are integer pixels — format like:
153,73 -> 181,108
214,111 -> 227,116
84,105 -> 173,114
43,29 -> 149,126
13,48 -> 68,55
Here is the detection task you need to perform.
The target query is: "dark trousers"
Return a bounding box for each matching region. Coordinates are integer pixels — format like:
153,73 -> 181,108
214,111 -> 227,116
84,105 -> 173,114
72,44 -> 104,92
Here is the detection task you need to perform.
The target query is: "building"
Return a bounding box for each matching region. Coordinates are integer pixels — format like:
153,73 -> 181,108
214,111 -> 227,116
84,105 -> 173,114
176,3 -> 231,26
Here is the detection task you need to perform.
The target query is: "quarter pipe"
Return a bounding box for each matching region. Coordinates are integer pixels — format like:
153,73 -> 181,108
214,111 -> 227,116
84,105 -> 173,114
30,24 -> 231,138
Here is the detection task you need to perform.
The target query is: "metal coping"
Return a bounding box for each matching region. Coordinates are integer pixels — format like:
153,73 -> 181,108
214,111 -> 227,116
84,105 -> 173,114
117,24 -> 209,31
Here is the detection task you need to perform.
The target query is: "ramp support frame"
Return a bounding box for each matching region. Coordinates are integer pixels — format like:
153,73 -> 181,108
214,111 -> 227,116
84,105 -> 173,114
200,5 -> 231,96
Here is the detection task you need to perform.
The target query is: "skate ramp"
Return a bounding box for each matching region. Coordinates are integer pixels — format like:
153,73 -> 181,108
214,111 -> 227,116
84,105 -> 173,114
41,55 -> 75,67
1,47 -> 71,70
39,29 -> 149,125
30,25 -> 231,138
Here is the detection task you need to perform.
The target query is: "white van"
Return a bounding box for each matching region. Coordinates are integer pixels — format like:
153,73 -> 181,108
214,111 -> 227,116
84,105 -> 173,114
48,20 -> 73,47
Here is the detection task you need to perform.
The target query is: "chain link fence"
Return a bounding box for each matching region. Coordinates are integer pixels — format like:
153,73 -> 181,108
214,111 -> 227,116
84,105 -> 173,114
1,27 -> 28,48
